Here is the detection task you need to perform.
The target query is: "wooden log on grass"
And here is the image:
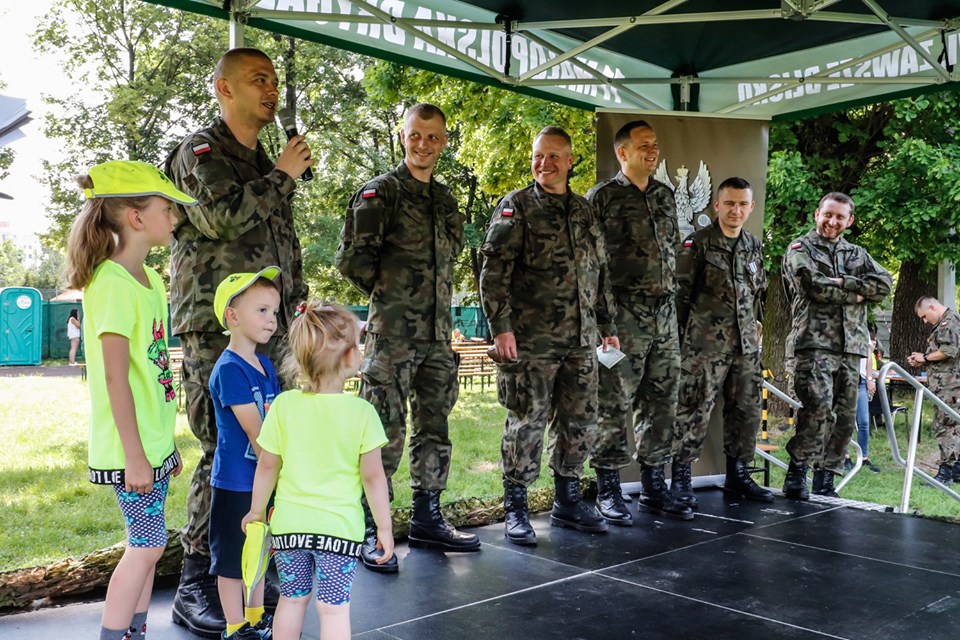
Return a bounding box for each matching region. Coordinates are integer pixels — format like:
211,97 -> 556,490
0,480 -> 589,610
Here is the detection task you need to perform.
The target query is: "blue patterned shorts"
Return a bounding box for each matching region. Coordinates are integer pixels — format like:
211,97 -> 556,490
274,550 -> 358,605
112,477 -> 169,548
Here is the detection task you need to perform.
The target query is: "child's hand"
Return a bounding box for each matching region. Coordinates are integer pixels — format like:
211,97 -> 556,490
171,448 -> 183,478
375,528 -> 394,564
125,455 -> 154,494
241,511 -> 263,534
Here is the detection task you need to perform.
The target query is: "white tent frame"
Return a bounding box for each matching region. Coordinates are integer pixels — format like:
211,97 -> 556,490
229,0 -> 960,112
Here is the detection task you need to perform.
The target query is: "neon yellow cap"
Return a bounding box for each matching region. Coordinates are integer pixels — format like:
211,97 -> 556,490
84,160 -> 197,205
214,267 -> 282,329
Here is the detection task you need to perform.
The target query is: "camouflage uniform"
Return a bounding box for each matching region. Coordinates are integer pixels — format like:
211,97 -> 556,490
585,172 -> 680,469
782,229 -> 892,474
164,116 -> 307,557
480,183 -> 616,487
335,162 -> 464,491
674,221 -> 766,464
925,308 -> 960,464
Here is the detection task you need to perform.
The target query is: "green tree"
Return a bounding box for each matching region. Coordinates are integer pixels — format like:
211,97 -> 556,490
0,240 -> 26,287
23,246 -> 66,292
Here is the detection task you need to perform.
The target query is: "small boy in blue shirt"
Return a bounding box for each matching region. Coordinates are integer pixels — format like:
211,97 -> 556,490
209,267 -> 284,640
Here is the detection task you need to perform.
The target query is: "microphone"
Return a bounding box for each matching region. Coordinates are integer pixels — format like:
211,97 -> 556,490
277,107 -> 313,182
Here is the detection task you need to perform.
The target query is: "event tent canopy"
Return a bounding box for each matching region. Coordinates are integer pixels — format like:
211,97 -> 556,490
141,0 -> 960,119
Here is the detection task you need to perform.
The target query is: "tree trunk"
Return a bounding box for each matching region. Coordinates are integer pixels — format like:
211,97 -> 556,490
761,267 -> 793,410
889,260 -> 937,371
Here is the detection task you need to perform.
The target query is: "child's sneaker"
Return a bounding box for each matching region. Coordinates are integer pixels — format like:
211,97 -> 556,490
222,623 -> 262,640
252,613 -> 273,639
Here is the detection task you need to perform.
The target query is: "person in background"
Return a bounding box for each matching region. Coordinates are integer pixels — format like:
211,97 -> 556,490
68,309 -> 82,366
847,330 -> 881,473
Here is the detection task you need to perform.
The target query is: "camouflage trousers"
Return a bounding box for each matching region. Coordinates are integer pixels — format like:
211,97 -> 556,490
358,333 -> 458,492
929,383 -> 960,465
786,349 -> 859,475
592,301 -> 679,469
498,346 -> 598,487
179,331 -> 287,558
674,349 -> 762,465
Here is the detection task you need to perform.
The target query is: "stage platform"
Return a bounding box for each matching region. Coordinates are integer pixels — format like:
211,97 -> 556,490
4,489 -> 959,639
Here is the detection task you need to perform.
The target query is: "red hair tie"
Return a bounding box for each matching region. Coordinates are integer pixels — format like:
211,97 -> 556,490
294,303 -> 306,317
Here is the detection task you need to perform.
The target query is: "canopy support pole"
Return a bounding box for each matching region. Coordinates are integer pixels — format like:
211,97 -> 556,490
229,12 -> 245,48
860,0 -> 952,81
939,260 -> 957,309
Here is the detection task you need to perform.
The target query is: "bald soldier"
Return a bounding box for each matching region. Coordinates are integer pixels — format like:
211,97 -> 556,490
337,103 -> 480,573
909,296 -> 960,485
165,47 -> 313,636
480,126 -> 619,546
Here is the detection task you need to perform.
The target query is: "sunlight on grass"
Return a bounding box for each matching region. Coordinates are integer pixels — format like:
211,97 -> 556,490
2,376 -> 957,573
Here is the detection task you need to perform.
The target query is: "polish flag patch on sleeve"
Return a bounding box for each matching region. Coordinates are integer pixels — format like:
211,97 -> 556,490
362,188 -> 377,199
683,239 -> 694,247
790,242 -> 802,249
192,143 -> 211,155
501,208 -> 514,217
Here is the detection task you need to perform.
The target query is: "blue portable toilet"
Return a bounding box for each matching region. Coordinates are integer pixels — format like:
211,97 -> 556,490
0,287 -> 43,366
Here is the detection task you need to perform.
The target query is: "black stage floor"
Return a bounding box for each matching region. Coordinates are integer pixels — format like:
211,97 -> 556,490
4,490 -> 960,639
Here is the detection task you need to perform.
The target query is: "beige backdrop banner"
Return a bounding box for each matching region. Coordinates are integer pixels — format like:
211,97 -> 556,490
596,111 -> 769,239
595,111 -> 770,484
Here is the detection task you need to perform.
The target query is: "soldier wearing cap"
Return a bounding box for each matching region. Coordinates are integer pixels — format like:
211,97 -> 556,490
781,192 -> 892,500
909,296 -> 960,485
164,47 -> 312,636
336,102 -> 479,572
480,126 -> 619,546
585,120 -> 692,523
673,177 -> 773,505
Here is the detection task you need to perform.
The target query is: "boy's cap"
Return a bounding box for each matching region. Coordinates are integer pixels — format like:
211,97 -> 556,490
215,267 -> 282,328
84,160 -> 198,206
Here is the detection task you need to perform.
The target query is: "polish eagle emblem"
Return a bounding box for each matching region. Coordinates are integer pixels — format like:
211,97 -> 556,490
653,160 -> 711,238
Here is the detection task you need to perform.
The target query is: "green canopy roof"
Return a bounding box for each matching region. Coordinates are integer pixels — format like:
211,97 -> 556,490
141,0 -> 960,119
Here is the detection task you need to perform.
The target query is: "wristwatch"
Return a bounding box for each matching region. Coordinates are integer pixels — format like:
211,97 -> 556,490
922,354 -> 928,363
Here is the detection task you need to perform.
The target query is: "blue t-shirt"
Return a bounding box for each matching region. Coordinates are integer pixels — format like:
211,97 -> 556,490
210,349 -> 281,491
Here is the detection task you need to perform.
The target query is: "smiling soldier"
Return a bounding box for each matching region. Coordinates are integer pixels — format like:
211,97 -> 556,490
164,47 -> 313,637
336,103 -> 479,573
480,126 -> 619,546
781,192 -> 891,500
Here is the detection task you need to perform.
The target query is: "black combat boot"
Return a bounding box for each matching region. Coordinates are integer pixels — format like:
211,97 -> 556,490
932,463 -> 954,486
783,460 -> 810,501
638,464 -> 694,520
724,457 -> 774,502
551,475 -> 608,532
503,479 -> 537,545
595,468 -> 633,526
360,499 -> 398,573
171,553 -> 225,639
953,462 -> 960,483
812,469 -> 839,497
409,489 -> 481,551
670,461 -> 698,510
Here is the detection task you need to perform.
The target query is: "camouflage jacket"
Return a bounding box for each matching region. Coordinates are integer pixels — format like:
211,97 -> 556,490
335,162 -> 464,341
782,229 -> 892,358
676,221 -> 766,355
479,182 -> 616,353
164,116 -> 307,336
585,171 -> 679,310
926,308 -> 960,392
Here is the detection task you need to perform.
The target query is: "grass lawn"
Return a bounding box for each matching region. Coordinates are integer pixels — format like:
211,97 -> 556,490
1,374 -> 958,573
0,375 -> 551,572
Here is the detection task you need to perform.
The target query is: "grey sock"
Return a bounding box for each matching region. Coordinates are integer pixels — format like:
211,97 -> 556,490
98,626 -> 130,640
130,611 -> 148,637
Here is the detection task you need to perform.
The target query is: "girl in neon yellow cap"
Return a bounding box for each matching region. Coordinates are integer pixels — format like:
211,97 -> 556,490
65,160 -> 196,640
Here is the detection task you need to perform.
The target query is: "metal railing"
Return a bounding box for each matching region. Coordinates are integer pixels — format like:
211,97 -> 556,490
876,361 -> 960,512
754,379 -> 864,493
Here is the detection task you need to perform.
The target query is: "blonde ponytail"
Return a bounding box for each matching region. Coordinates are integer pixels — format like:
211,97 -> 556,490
283,301 -> 361,392
65,174 -> 152,290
